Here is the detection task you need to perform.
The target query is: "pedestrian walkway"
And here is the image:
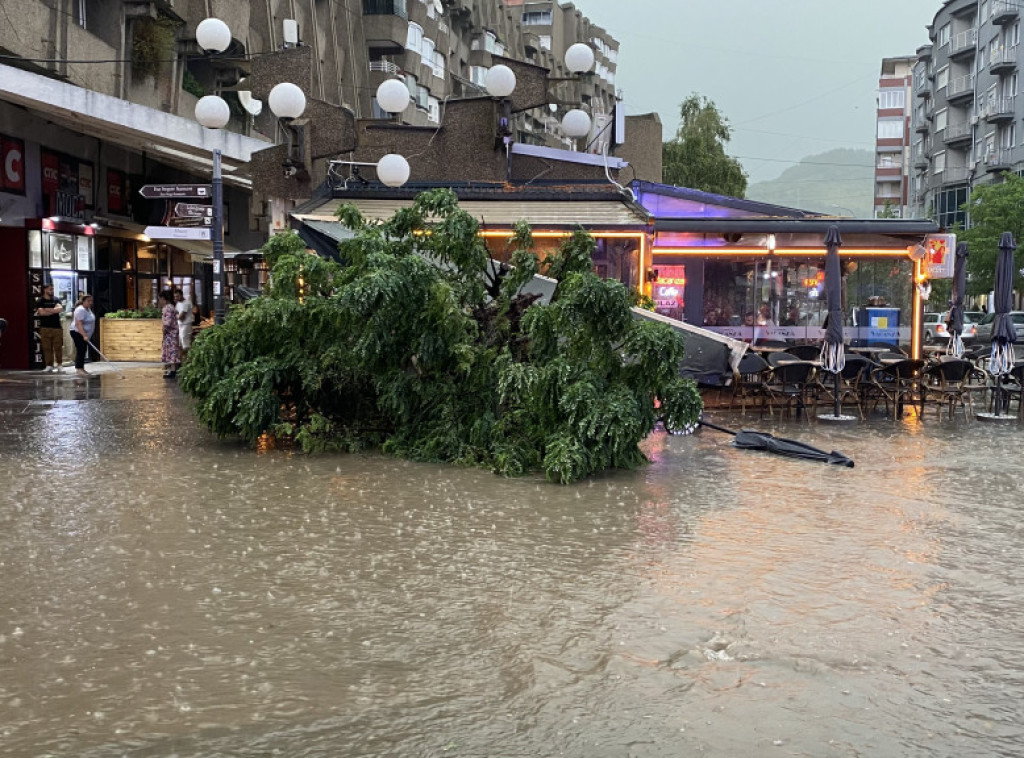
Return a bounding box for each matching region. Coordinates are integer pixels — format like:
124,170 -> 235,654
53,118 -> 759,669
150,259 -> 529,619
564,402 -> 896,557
0,362 -> 174,410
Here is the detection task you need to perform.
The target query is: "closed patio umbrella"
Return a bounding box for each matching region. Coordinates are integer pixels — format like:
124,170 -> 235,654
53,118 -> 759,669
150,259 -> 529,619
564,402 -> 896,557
990,232 -> 1016,415
947,242 -> 968,358
700,418 -> 854,467
819,225 -> 846,419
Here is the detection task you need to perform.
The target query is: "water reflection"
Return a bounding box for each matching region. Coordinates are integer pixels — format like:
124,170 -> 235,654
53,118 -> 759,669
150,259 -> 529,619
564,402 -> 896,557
2,389 -> 1024,756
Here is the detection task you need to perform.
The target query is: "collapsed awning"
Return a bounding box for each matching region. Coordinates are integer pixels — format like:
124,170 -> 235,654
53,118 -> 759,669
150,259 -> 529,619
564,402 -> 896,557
293,197 -> 650,230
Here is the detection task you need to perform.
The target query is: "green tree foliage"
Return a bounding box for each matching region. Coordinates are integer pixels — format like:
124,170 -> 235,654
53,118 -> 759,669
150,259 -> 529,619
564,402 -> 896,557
180,190 -> 703,483
663,94 -> 748,198
960,172 -> 1024,295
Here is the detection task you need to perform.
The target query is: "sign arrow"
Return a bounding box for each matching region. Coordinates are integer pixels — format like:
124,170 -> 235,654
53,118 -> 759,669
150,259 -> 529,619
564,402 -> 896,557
139,184 -> 213,199
173,203 -> 214,218
144,225 -> 211,241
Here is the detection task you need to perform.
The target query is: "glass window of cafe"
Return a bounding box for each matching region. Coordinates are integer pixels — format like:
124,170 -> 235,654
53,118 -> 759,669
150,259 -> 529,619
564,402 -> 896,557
666,256 -> 914,346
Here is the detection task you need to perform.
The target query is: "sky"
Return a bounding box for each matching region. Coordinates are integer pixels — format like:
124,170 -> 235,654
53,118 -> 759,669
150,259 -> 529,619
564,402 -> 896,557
571,0 -> 941,183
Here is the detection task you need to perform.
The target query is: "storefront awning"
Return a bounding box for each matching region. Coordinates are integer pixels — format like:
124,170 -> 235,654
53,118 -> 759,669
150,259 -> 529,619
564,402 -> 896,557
653,218 -> 938,236
294,197 -> 650,230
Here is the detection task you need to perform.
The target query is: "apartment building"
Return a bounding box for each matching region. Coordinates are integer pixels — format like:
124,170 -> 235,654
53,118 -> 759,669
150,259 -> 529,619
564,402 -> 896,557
910,0 -> 1022,228
875,56 -> 916,218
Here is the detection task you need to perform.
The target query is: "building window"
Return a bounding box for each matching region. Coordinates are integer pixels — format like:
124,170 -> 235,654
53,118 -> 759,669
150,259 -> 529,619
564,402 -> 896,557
1012,21 -> 1021,47
406,22 -> 423,54
937,185 -> 969,229
469,65 -> 487,87
422,37 -> 435,63
427,96 -> 440,123
935,108 -> 948,131
416,85 -> 429,110
979,44 -> 988,72
878,89 -> 906,110
878,118 -> 904,139
363,0 -> 408,19
936,66 -> 949,89
432,51 -> 445,78
938,23 -> 951,48
1003,122 -> 1016,147
522,10 -> 552,25
538,35 -> 551,50
934,151 -> 946,173
981,0 -> 989,21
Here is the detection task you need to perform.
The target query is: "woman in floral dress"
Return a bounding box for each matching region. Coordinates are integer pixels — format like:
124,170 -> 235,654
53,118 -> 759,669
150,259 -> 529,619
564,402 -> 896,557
159,290 -> 180,378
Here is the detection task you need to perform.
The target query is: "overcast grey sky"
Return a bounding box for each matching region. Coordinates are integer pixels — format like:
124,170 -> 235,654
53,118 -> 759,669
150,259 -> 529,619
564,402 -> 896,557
573,0 -> 940,182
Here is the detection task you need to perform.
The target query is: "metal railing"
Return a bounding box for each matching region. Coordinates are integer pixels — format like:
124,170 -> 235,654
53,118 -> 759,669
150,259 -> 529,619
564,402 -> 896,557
369,60 -> 400,75
950,28 -> 978,55
984,149 -> 1013,168
947,74 -> 975,98
945,121 -> 972,140
984,95 -> 1016,117
992,0 -> 1019,20
989,44 -> 1018,68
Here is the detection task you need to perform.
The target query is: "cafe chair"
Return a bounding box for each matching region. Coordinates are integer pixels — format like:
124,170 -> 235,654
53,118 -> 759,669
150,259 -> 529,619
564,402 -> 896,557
923,358 -> 984,420
867,358 -> 926,420
816,355 -> 871,420
764,360 -> 817,420
731,351 -> 771,416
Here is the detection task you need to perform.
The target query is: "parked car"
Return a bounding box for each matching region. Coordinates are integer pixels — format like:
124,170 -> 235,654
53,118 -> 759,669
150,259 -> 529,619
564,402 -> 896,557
975,311 -> 1024,341
965,310 -> 985,324
923,311 -> 979,344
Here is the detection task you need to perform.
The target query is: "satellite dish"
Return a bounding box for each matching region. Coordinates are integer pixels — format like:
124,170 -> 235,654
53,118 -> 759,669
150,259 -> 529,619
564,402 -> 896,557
237,90 -> 263,116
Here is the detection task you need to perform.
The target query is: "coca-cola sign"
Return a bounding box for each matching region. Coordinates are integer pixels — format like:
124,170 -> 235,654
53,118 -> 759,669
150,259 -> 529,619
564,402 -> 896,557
1,134 -> 24,194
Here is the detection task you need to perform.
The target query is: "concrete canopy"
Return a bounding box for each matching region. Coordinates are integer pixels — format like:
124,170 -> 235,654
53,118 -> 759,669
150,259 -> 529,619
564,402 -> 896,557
0,63 -> 270,186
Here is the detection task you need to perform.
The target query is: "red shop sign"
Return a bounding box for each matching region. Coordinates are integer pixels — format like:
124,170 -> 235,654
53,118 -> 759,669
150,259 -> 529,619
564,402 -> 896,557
1,136 -> 25,193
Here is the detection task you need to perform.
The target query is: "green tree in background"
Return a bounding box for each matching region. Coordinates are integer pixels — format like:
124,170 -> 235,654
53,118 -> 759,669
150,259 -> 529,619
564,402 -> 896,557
663,94 -> 748,197
959,172 -> 1024,294
180,189 -> 703,484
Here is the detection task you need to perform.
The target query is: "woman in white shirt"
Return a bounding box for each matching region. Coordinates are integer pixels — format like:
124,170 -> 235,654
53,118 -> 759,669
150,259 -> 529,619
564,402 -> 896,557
69,293 -> 96,377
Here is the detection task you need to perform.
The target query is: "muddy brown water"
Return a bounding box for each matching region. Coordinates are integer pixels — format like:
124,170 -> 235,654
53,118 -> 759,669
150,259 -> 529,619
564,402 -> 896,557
2,370 -> 1023,756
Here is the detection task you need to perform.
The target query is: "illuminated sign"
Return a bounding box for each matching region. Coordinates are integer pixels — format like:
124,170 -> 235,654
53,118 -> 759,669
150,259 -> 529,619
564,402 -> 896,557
924,233 -> 956,279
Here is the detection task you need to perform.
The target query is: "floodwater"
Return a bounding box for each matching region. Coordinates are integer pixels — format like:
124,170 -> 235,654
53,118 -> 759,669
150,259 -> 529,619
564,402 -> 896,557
2,369 -> 1024,757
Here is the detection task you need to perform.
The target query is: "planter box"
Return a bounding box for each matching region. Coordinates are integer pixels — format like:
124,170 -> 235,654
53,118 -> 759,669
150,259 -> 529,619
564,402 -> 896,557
100,318 -> 163,361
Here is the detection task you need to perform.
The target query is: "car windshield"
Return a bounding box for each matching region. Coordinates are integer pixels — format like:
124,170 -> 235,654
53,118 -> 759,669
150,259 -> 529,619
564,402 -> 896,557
1012,314 -> 1024,324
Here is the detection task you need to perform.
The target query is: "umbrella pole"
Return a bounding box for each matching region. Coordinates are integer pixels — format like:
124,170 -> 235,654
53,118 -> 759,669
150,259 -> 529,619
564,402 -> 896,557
834,371 -> 840,418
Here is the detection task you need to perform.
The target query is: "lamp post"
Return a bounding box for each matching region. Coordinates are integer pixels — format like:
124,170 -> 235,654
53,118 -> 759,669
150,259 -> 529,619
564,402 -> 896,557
195,18 -> 313,324
194,18 -> 233,324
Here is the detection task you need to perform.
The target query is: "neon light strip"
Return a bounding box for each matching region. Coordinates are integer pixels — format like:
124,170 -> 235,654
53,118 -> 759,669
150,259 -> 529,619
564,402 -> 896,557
911,258 -> 923,359
652,246 -> 913,257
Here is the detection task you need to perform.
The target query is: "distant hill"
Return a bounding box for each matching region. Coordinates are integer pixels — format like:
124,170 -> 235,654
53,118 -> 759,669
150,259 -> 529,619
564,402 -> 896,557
745,149 -> 875,217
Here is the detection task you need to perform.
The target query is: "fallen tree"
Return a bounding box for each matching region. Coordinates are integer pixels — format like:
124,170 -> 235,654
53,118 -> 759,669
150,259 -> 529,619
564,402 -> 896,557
180,189 -> 702,483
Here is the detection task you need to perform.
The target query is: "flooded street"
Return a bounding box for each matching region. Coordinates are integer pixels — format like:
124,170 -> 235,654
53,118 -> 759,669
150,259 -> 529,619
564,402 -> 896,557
2,369 -> 1024,757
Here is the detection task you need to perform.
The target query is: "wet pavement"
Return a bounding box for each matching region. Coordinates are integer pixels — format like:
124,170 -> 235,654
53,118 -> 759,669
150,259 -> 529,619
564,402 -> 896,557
2,365 -> 1024,757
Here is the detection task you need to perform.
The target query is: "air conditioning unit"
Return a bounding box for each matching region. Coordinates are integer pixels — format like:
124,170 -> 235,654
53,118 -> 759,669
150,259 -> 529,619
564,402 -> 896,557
971,113 -> 979,124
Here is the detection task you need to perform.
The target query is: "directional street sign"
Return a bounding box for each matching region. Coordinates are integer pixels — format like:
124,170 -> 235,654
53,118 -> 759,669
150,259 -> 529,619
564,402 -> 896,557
174,202 -> 213,218
139,184 -> 212,199
144,225 -> 211,240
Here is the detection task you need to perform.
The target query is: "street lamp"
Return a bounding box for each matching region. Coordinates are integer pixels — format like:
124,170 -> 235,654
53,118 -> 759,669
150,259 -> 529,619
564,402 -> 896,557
194,18 -> 235,324
196,18 -> 311,324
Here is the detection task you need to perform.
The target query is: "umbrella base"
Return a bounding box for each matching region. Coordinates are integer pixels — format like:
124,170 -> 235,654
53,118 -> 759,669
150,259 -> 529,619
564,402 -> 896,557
975,412 -> 1018,423
817,413 -> 858,423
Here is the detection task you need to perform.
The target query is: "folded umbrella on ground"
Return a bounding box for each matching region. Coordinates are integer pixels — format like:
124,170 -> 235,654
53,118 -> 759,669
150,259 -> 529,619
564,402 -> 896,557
699,418 -> 855,468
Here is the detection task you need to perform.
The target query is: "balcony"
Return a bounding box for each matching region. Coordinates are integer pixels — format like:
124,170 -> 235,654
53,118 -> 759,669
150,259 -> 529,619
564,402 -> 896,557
989,45 -> 1018,73
914,153 -> 930,170
992,0 -> 1019,24
362,0 -> 409,54
943,121 -> 973,145
363,0 -> 407,17
984,95 -> 1016,121
947,74 -> 975,103
984,149 -> 1013,172
916,76 -> 932,98
937,166 -> 971,184
914,117 -> 931,134
949,28 -> 978,59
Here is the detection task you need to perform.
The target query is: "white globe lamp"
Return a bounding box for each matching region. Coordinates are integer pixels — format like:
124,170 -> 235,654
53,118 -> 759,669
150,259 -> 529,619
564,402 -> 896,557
268,82 -> 306,119
564,43 -> 595,74
377,154 -> 410,188
561,109 -> 591,139
484,65 -> 517,98
376,79 -> 410,114
196,18 -> 232,53
194,95 -> 231,129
